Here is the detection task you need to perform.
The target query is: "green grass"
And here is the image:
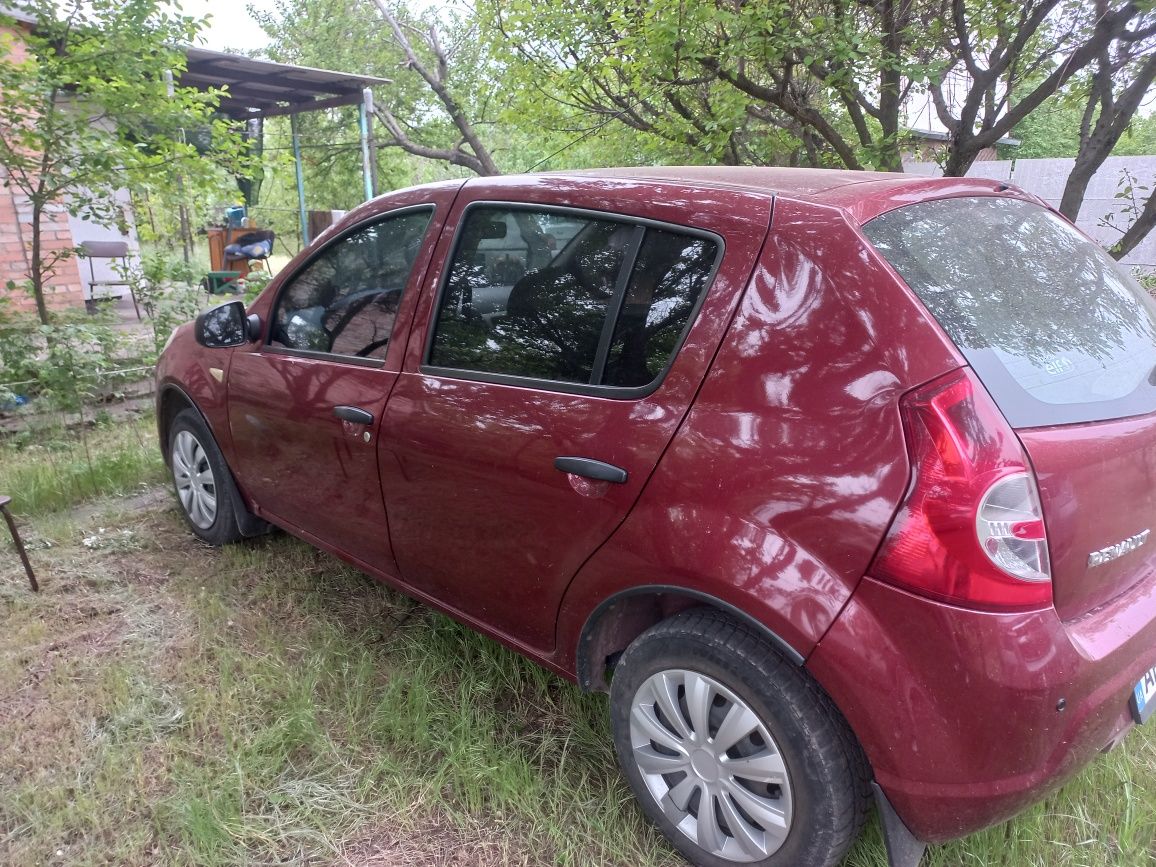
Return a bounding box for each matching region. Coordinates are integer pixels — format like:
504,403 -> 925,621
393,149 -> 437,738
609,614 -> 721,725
0,414 -> 165,515
1,424 -> 1155,865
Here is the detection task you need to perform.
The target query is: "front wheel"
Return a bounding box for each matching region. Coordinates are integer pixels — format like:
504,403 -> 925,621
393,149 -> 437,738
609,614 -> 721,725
169,408 -> 244,546
610,608 -> 870,867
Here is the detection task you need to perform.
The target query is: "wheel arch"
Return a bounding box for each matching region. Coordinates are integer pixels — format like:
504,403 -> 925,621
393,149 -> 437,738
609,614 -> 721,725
157,383 -> 198,466
575,585 -> 805,693
157,383 -> 267,537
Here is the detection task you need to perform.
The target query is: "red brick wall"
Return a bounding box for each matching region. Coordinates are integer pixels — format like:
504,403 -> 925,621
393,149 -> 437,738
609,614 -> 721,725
0,23 -> 86,316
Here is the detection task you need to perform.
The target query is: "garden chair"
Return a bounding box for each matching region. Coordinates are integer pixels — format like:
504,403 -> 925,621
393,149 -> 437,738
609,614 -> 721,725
79,240 -> 141,320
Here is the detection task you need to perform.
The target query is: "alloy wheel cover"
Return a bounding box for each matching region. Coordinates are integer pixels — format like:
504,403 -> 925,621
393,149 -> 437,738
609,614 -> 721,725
172,430 -> 218,530
629,668 -> 794,863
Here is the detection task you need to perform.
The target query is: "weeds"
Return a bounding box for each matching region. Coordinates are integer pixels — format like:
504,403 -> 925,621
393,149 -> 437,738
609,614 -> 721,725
0,415 -> 164,515
1,426 -> 1154,866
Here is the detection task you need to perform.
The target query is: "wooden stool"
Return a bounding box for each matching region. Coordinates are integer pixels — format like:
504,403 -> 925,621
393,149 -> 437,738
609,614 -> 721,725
0,495 -> 38,592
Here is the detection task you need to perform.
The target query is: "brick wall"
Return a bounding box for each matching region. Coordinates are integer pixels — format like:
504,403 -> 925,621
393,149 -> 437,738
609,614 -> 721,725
0,23 -> 86,316
0,178 -> 86,314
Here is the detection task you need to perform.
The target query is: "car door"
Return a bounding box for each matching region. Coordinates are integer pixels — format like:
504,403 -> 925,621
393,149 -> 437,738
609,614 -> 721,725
379,178 -> 772,652
227,186 -> 459,575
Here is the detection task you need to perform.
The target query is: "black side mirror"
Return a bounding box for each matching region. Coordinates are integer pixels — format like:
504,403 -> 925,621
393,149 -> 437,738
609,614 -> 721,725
194,301 -> 258,348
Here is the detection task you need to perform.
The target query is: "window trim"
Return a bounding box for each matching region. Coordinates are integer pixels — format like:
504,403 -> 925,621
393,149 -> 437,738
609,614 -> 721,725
264,204 -> 437,366
420,201 -> 725,400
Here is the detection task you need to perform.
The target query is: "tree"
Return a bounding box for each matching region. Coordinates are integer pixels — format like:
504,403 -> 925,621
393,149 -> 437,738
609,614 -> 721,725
367,0 -> 499,175
928,0 -> 1154,177
487,0 -> 1156,253
0,0 -> 244,324
259,0 -> 512,185
486,0 -> 933,170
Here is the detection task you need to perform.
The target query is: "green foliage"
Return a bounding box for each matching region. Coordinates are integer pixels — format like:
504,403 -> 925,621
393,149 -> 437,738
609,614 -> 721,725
0,296 -> 39,404
1110,114 -> 1156,158
0,301 -> 123,411
255,0 -> 463,197
237,269 -> 272,305
0,0 -> 253,323
33,310 -> 124,412
116,251 -> 204,356
483,0 -> 936,170
1008,97 -> 1156,160
1003,98 -> 1084,159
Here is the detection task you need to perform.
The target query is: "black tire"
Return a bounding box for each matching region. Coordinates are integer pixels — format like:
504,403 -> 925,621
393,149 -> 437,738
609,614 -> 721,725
610,607 -> 870,867
168,408 -> 246,546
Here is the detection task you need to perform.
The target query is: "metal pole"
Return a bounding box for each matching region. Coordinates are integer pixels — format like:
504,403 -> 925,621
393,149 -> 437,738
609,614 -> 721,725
0,496 -> 38,592
164,69 -> 193,263
364,88 -> 379,196
291,112 -> 309,246
359,89 -> 375,202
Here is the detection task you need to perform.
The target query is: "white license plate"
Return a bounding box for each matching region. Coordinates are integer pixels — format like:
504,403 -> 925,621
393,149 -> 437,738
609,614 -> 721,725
1132,666 -> 1156,724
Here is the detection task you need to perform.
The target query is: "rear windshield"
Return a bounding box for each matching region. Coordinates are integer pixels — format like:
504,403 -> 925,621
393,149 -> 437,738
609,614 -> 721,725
863,196 -> 1156,427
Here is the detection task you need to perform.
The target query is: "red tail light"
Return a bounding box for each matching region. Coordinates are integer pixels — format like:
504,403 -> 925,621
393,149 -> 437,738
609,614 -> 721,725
871,367 -> 1052,611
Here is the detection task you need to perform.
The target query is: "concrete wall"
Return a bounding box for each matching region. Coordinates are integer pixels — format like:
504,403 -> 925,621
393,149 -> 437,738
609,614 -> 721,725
903,155 -> 1156,269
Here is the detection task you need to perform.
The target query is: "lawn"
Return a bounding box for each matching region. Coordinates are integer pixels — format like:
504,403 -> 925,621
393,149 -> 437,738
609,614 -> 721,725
1,416 -> 1154,866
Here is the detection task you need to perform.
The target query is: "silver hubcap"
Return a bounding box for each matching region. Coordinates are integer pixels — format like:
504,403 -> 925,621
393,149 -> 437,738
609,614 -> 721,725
172,430 -> 217,530
630,669 -> 793,863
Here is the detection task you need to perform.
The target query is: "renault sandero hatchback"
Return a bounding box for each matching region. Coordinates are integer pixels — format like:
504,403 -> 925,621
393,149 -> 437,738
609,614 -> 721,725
156,167 -> 1156,867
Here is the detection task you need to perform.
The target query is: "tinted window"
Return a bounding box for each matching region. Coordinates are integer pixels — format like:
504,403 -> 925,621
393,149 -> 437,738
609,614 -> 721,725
864,197 -> 1156,427
603,230 -> 718,387
428,208 -> 637,384
428,207 -> 719,390
272,210 -> 432,359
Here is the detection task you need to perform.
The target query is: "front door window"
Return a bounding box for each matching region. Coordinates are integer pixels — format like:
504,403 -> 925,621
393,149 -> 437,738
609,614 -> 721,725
271,210 -> 433,360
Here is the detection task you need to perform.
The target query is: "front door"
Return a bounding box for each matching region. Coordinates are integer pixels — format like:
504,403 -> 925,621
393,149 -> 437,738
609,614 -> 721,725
380,182 -> 771,652
227,191 -> 456,575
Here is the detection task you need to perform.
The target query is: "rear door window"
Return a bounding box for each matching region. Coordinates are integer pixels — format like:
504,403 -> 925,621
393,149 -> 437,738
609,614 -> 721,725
426,205 -> 721,392
863,196 -> 1156,427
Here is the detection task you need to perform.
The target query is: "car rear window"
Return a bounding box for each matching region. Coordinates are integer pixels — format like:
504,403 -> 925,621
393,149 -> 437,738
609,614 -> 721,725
863,196 -> 1156,427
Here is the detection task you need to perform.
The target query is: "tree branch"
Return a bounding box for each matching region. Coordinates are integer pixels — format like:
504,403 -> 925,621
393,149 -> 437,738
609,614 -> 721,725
368,0 -> 499,174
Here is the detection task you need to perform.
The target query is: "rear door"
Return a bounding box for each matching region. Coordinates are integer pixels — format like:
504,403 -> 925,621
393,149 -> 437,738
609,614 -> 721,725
227,186 -> 459,574
864,195 -> 1156,619
379,178 -> 771,651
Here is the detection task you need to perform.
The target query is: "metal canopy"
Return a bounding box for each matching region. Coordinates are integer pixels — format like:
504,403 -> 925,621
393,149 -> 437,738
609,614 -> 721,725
181,47 -> 390,120
179,47 -> 389,245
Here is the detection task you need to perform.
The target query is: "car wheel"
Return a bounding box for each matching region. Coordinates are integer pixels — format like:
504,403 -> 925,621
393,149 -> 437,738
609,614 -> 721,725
610,607 -> 870,867
169,408 -> 244,546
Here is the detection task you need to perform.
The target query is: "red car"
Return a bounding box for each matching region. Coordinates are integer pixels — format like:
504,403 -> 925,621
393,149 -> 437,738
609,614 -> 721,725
156,168 -> 1156,867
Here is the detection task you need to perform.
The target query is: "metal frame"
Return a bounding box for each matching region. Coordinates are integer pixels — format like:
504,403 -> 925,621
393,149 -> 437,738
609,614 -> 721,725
177,49 -> 390,247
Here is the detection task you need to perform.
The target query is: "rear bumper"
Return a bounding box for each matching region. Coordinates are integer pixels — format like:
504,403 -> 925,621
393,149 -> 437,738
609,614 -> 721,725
806,572 -> 1156,842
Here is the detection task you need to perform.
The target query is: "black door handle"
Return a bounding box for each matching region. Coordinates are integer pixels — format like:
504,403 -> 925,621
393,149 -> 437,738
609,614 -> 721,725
334,405 -> 374,425
554,456 -> 628,484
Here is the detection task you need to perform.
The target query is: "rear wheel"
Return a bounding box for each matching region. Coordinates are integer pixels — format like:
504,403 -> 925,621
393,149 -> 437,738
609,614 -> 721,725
610,608 -> 870,867
169,409 -> 244,546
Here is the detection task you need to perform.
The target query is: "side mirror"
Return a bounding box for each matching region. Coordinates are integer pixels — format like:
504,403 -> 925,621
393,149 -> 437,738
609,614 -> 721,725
194,301 -> 258,348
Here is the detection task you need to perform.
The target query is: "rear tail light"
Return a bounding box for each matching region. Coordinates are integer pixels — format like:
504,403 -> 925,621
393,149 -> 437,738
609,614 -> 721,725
871,367 -> 1052,610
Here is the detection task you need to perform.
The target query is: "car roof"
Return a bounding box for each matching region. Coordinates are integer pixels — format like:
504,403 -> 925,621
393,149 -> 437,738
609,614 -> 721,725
541,166 -> 1032,224
560,166 -> 898,197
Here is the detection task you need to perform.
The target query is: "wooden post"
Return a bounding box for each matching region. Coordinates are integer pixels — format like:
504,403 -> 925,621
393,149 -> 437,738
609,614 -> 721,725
0,496 -> 38,592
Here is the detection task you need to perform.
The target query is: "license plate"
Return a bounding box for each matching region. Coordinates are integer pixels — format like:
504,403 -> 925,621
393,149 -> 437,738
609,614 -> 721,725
1132,665 -> 1156,724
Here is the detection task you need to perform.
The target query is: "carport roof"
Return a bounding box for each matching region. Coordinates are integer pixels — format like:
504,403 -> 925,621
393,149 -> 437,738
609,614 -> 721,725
181,47 -> 390,120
